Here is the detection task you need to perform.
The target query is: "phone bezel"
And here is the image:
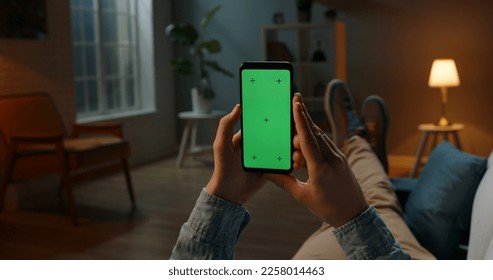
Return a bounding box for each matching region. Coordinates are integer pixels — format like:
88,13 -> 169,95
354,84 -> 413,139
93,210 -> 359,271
239,61 -> 294,174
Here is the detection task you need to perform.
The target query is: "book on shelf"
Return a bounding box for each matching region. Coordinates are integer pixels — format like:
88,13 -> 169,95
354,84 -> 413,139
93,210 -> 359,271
267,41 -> 295,62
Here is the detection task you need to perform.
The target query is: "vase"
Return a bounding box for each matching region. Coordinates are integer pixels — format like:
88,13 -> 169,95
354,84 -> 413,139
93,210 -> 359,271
191,87 -> 212,113
297,0 -> 313,22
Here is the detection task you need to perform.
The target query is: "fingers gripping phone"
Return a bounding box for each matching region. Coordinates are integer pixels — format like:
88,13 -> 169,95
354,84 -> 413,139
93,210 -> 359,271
240,61 -> 293,173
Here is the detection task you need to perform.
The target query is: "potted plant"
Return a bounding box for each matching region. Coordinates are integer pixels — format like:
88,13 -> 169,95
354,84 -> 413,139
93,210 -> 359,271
165,5 -> 234,113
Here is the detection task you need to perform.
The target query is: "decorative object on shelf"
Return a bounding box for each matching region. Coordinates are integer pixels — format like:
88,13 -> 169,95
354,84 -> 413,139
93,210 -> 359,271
428,58 -> 460,127
165,5 -> 234,113
267,41 -> 295,61
311,40 -> 327,62
324,8 -> 337,22
296,0 -> 313,22
273,12 -> 285,24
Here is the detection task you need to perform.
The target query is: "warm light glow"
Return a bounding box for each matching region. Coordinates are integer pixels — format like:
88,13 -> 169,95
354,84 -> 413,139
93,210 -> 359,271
428,59 -> 460,88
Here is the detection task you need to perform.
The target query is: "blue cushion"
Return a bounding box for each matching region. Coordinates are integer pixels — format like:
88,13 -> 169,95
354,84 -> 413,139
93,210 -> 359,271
404,141 -> 487,259
391,178 -> 418,193
391,178 -> 419,209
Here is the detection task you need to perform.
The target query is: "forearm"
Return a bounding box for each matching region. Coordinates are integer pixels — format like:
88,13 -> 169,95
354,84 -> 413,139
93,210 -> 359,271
334,206 -> 411,260
170,189 -> 250,260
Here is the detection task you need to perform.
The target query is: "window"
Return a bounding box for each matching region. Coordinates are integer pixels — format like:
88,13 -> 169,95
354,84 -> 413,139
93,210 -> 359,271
70,0 -> 140,119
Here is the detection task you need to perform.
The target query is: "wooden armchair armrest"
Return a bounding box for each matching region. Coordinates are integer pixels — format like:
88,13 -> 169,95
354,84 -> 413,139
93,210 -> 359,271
71,122 -> 123,138
7,133 -> 66,170
11,133 -> 64,144
9,133 -> 64,157
10,133 -> 65,152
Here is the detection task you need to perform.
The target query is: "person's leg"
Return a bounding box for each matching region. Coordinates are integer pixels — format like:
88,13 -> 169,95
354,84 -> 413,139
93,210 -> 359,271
324,79 -> 366,149
343,136 -> 434,259
360,95 -> 389,173
343,136 -> 395,211
292,222 -> 346,259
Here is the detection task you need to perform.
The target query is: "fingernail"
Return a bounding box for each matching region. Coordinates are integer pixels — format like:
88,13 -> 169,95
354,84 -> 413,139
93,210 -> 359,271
296,102 -> 303,112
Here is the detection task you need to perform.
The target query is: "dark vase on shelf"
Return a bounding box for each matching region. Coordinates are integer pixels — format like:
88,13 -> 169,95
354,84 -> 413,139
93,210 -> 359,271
324,8 -> 337,22
311,40 -> 327,62
296,0 -> 313,22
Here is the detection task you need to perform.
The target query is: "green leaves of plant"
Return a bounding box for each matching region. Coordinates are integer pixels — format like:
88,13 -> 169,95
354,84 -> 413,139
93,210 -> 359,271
200,40 -> 221,53
200,5 -> 221,29
165,4 -> 233,98
171,58 -> 193,75
165,23 -> 198,45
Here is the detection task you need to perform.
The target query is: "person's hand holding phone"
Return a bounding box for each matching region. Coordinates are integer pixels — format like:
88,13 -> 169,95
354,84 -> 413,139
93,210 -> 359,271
205,104 -> 266,205
265,94 -> 369,228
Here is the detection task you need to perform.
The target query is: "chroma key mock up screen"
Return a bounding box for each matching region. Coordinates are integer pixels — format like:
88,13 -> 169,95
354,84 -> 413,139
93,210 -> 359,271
241,69 -> 291,171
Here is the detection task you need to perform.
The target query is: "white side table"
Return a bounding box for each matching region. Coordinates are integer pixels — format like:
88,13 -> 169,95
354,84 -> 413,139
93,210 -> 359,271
176,111 -> 227,168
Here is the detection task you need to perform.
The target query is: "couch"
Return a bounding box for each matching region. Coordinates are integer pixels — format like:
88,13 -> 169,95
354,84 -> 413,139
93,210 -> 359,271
467,150 -> 493,259
393,141 -> 492,260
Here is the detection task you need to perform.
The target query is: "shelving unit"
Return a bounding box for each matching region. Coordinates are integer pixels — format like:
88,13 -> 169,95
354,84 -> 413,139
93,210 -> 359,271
261,21 -> 346,130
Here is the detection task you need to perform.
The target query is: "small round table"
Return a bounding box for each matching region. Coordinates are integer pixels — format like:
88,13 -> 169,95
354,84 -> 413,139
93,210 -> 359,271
409,123 -> 465,177
176,110 -> 227,168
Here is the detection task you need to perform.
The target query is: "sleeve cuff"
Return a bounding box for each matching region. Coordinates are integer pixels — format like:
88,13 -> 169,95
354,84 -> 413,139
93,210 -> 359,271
170,189 -> 250,259
333,206 -> 406,260
186,189 -> 250,246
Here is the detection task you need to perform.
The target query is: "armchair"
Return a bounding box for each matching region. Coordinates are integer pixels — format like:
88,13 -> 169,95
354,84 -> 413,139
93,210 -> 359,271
0,93 -> 136,225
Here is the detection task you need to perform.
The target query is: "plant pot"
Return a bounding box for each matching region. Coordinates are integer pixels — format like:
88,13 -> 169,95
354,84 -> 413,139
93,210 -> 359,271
191,87 -> 212,113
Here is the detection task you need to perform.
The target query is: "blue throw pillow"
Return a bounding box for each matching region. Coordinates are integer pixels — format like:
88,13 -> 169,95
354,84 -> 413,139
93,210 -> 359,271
404,141 -> 487,259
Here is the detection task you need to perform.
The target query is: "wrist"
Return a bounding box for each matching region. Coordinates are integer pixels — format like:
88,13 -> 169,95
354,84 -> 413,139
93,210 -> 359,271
205,178 -> 238,205
327,202 -> 369,228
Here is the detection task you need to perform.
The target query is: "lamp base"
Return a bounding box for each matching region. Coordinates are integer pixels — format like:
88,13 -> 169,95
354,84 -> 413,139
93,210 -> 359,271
437,116 -> 451,127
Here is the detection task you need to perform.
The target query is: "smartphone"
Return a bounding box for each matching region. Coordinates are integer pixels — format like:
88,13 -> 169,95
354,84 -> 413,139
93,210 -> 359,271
240,61 -> 293,173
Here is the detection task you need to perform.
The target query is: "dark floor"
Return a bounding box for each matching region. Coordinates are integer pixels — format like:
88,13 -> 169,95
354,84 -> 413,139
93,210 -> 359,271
0,154 -> 321,260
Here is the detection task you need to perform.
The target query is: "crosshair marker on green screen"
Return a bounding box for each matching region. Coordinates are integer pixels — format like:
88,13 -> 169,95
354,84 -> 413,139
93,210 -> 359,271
241,67 -> 292,172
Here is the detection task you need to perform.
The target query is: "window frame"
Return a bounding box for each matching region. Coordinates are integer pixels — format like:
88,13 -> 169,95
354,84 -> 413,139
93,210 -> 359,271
71,0 -> 142,120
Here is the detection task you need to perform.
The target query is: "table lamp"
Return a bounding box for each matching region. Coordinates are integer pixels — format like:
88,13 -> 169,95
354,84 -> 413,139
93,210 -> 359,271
428,59 -> 460,127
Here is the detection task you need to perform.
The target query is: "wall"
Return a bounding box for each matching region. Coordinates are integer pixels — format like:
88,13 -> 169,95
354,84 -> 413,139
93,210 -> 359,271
120,0 -> 177,165
319,0 -> 493,157
0,1 -> 75,129
173,0 -> 493,157
0,0 -> 176,166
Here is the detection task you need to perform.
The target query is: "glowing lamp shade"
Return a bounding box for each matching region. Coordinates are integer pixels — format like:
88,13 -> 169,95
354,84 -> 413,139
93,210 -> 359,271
428,59 -> 460,88
428,59 -> 460,126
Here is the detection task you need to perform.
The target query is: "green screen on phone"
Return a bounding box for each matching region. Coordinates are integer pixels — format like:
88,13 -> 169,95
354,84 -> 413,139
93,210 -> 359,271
240,62 -> 293,173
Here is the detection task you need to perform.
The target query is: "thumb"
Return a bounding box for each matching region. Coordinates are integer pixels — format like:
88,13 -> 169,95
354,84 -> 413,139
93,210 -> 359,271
264,174 -> 303,200
215,104 -> 240,148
